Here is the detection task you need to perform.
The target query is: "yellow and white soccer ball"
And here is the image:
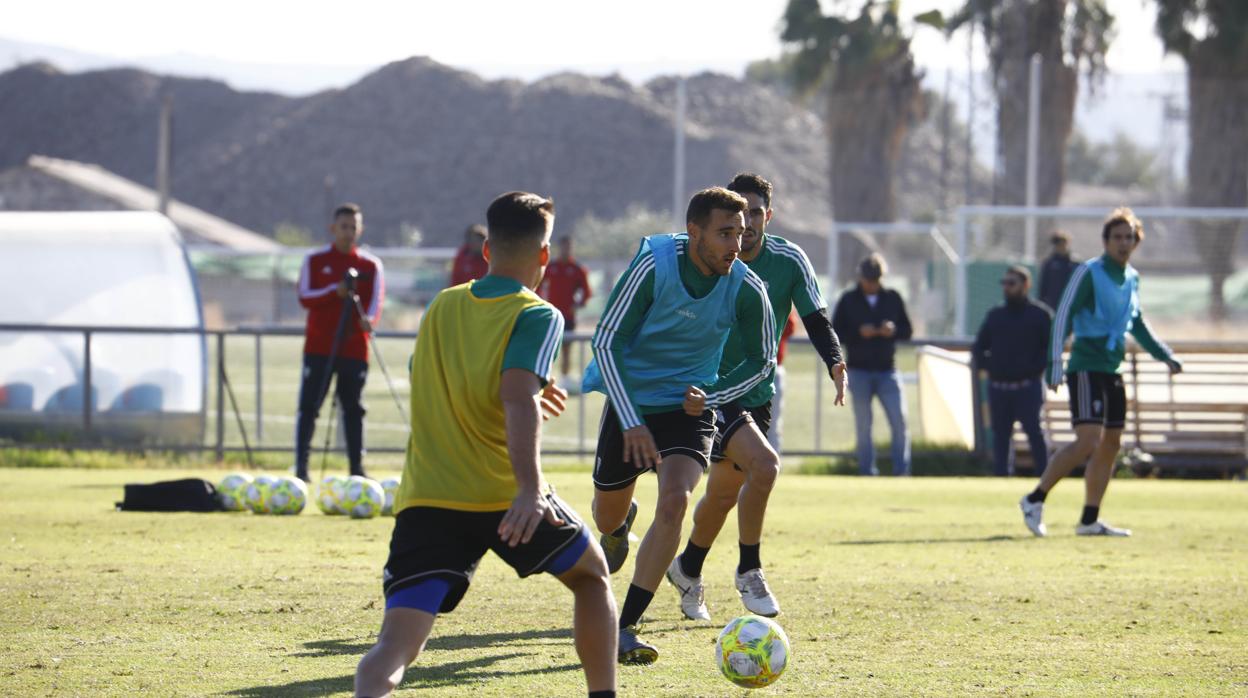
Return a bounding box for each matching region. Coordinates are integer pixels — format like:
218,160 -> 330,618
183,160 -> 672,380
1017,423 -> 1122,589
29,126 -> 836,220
381,477 -> 400,516
342,476 -> 384,519
268,476 -> 308,515
715,614 -> 790,689
216,472 -> 253,512
317,475 -> 347,515
244,475 -> 279,514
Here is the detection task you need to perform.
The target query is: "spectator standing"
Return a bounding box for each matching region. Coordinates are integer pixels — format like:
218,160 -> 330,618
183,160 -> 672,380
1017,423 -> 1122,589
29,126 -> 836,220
1038,230 -> 1079,311
538,236 -> 593,383
972,265 -> 1053,477
293,203 -> 384,482
831,254 -> 913,476
449,224 -> 488,286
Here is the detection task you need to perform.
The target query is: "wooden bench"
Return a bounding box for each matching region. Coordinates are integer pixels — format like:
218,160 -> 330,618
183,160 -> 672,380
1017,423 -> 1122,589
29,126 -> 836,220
1005,343 -> 1248,479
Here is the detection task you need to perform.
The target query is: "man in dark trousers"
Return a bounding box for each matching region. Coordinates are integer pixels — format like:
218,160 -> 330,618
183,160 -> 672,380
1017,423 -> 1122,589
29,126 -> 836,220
538,235 -> 593,383
294,203 -> 385,482
972,265 -> 1053,477
1038,230 -> 1079,311
832,254 -> 913,476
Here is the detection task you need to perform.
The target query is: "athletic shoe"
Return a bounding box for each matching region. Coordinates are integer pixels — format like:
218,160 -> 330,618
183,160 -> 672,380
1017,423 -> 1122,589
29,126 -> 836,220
1019,495 -> 1046,537
735,568 -> 780,617
1075,520 -> 1132,537
600,500 -> 638,574
665,557 -> 711,621
618,625 -> 658,665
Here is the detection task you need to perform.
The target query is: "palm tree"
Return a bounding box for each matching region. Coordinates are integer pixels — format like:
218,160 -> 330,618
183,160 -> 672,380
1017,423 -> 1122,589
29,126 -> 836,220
944,0 -> 1114,208
779,0 -> 927,223
1155,0 -> 1248,320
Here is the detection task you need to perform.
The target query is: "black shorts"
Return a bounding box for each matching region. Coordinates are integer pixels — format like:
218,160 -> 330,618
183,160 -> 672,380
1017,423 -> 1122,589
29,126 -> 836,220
592,402 -> 716,491
382,494 -> 587,614
710,400 -> 773,463
1067,371 -> 1127,429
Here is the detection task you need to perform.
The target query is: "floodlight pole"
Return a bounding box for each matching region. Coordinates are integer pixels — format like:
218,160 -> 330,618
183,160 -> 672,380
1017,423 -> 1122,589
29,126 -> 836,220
157,94 -> 173,215
673,76 -> 687,232
1024,54 -> 1041,263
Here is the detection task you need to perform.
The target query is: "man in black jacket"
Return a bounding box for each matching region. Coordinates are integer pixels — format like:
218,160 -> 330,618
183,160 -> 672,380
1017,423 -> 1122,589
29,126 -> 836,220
832,254 -> 913,475
1038,230 -> 1078,311
973,265 -> 1053,476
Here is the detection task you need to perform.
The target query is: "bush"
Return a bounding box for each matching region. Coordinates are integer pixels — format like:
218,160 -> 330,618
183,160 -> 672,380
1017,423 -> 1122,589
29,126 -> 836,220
795,441 -> 986,476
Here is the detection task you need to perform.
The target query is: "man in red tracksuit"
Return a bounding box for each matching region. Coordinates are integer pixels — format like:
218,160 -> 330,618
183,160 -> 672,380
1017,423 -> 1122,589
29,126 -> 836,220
537,236 -> 592,381
295,203 -> 385,481
449,224 -> 488,286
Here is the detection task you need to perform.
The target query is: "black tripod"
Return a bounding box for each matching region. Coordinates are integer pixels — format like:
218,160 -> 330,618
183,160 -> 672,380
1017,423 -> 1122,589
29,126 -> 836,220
310,268 -> 360,483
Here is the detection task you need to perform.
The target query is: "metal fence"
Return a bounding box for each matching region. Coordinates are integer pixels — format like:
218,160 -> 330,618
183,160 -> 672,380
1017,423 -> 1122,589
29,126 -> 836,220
0,323 -> 972,461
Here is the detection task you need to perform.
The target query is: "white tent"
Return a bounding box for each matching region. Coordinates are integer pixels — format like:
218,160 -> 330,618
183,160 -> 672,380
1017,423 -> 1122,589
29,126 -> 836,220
0,211 -> 205,444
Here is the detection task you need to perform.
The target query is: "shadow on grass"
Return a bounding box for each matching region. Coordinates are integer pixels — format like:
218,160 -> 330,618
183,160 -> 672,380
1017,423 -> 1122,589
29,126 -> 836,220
292,627 -> 572,659
224,673 -> 354,697
836,534 -> 1024,545
229,630 -> 581,696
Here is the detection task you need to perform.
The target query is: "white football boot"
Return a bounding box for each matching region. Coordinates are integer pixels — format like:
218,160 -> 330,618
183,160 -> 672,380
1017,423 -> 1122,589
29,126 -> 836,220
1019,495 -> 1047,537
735,568 -> 780,617
1075,520 -> 1132,537
665,557 -> 711,621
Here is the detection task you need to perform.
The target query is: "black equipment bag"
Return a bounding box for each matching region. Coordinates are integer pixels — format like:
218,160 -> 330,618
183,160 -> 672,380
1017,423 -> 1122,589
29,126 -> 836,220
116,478 -> 221,512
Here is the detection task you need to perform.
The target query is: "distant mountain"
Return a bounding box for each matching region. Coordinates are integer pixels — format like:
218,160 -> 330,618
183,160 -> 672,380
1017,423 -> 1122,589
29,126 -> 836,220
0,56 -> 992,249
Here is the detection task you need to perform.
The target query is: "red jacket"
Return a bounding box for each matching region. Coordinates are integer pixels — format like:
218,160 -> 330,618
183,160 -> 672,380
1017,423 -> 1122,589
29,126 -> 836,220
777,312 -> 797,366
538,258 -> 592,326
450,244 -> 488,286
298,244 -> 384,361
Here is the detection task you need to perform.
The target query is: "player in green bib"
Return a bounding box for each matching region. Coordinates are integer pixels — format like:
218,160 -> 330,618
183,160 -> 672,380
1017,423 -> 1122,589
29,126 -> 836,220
585,187 -> 777,664
666,173 -> 848,622
1020,207 -> 1182,539
355,192 -> 618,698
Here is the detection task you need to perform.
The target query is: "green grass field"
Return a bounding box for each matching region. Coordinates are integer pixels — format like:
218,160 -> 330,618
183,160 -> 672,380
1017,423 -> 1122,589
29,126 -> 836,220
2,467 -> 1244,696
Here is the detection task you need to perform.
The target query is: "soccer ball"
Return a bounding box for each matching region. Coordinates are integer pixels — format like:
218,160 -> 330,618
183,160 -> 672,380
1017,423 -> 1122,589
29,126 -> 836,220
317,475 -> 347,515
381,477 -> 400,516
268,476 -> 307,515
244,475 -> 278,514
715,614 -> 790,689
216,472 -> 253,512
341,476 -> 384,519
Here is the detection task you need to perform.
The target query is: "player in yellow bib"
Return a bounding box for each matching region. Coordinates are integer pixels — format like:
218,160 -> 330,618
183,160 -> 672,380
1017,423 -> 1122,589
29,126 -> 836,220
354,192 -> 618,698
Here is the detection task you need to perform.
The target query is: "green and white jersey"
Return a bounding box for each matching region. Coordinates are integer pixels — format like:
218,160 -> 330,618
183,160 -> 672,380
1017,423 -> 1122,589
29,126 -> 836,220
720,234 -> 825,407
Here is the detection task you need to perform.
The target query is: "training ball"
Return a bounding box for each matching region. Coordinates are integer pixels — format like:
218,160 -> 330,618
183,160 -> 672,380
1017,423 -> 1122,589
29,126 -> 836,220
268,476 -> 308,515
381,477 -> 400,516
715,614 -> 790,689
216,472 -> 253,512
244,475 -> 278,514
317,475 -> 347,515
342,476 -> 384,519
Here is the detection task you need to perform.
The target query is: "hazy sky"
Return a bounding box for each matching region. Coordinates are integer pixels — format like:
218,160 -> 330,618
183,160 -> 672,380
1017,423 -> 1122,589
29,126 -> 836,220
6,0 -> 1184,81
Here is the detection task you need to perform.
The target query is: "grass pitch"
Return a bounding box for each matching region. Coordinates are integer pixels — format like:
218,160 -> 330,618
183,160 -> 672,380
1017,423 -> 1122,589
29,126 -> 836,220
1,468 -> 1244,696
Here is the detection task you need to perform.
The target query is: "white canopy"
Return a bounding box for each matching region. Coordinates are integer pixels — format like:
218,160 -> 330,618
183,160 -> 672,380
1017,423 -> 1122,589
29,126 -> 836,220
0,212 -> 205,441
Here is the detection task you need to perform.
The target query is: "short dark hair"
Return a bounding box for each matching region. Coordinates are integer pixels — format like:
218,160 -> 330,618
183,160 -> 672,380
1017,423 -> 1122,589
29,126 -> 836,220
485,191 -> 555,255
464,223 -> 487,241
726,172 -> 773,209
686,187 -> 748,228
1102,207 -> 1144,243
333,202 -> 362,219
1050,229 -> 1070,244
859,253 -> 887,280
1005,264 -> 1032,284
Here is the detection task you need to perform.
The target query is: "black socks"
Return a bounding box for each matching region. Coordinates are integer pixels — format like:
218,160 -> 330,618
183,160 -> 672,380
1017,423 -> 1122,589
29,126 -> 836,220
589,692 -> 616,698
1026,487 -> 1048,504
1081,505 -> 1099,526
679,542 -> 710,578
738,543 -> 761,575
618,584 -> 654,629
